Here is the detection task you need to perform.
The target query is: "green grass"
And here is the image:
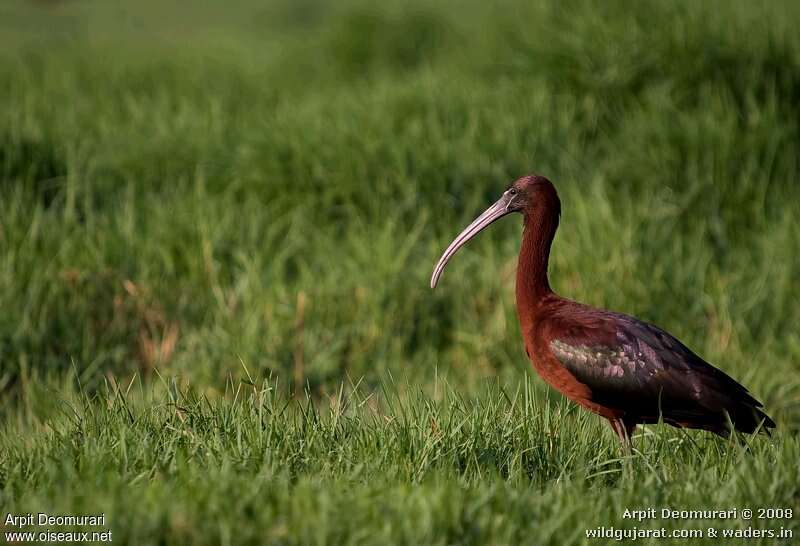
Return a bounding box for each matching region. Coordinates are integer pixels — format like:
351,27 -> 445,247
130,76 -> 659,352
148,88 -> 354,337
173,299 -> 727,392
1,0 -> 799,544
2,378 -> 798,544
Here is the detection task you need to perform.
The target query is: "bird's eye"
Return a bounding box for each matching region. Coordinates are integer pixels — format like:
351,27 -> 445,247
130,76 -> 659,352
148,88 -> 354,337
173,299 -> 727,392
509,188 -> 517,195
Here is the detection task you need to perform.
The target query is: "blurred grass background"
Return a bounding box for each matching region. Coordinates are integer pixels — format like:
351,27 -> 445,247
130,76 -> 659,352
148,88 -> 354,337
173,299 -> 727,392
1,0 -> 798,415
2,0 -> 800,543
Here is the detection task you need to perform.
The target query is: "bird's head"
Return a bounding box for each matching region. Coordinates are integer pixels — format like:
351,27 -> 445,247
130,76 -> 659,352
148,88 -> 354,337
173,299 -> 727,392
430,174 -> 558,288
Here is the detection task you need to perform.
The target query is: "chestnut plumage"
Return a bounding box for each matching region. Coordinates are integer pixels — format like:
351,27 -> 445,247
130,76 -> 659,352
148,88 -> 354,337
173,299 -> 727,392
431,175 -> 775,444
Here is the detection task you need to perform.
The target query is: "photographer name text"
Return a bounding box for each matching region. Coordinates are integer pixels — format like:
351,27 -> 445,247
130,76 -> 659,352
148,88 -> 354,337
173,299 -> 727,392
5,512 -> 106,527
623,507 -> 792,522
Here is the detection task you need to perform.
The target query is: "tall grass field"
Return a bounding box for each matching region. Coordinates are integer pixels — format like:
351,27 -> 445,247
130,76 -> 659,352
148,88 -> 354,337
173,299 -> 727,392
1,0 -> 799,544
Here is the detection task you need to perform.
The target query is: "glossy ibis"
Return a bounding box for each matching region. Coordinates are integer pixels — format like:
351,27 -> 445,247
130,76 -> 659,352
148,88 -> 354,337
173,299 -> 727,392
431,175 -> 775,445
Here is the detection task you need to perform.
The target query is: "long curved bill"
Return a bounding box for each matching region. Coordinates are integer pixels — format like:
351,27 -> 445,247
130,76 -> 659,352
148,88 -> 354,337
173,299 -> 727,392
430,192 -> 515,288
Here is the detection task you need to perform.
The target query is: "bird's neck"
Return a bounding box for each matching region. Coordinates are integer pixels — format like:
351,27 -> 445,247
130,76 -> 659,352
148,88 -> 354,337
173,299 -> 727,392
516,208 -> 558,318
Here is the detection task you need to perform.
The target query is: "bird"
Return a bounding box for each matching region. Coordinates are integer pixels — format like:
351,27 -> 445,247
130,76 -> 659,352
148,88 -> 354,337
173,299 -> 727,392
430,174 -> 775,446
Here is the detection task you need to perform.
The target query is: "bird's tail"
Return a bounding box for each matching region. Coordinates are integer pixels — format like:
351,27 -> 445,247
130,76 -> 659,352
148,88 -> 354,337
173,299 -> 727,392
729,405 -> 775,436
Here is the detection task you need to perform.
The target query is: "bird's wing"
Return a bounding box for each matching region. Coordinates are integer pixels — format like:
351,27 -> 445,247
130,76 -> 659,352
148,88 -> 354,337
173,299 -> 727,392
549,311 -> 773,433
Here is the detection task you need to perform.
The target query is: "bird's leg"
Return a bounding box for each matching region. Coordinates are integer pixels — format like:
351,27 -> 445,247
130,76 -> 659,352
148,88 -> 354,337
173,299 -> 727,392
609,418 -> 636,452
